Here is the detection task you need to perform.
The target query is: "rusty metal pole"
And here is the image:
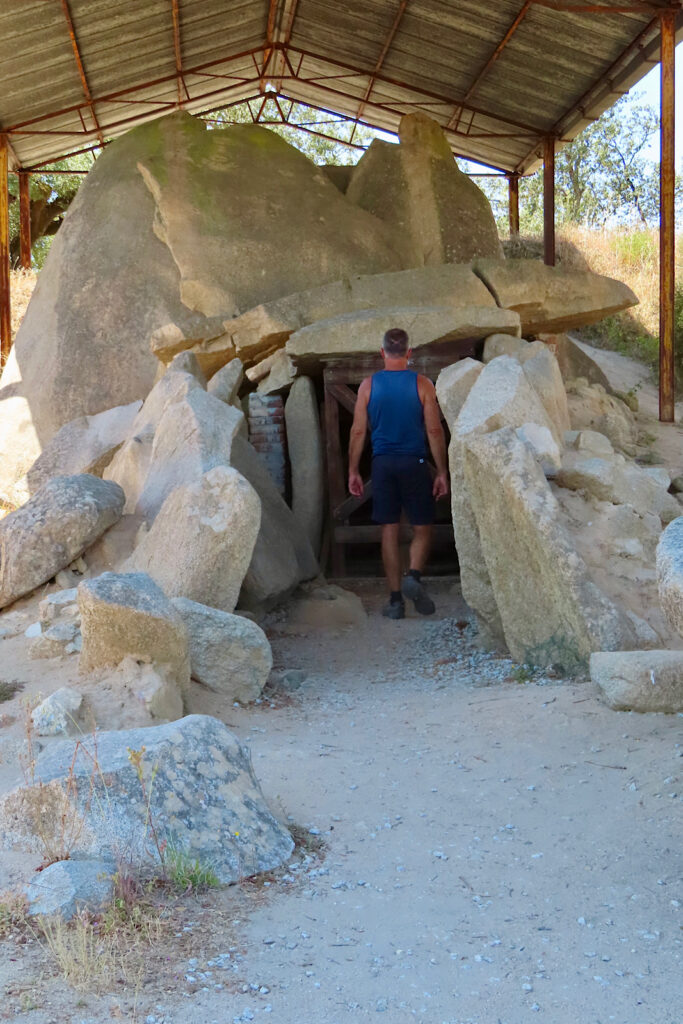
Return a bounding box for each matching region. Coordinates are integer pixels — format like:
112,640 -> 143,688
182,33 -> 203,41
0,136 -> 11,365
18,171 -> 31,270
543,137 -> 555,266
659,10 -> 675,423
508,173 -> 520,237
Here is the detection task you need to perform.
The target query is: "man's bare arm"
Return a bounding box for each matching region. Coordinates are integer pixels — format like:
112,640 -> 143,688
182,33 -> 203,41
418,376 -> 449,498
348,377 -> 371,497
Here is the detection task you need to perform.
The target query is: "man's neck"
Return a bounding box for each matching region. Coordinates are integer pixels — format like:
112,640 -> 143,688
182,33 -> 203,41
382,357 -> 408,371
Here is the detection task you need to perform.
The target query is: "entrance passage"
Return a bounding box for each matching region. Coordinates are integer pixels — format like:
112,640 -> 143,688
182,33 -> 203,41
322,342 -> 476,578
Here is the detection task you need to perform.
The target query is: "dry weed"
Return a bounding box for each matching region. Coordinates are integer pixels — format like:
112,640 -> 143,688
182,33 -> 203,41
9,268 -> 37,342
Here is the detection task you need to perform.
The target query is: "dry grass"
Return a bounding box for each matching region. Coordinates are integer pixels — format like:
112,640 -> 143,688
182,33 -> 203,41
10,268 -> 37,342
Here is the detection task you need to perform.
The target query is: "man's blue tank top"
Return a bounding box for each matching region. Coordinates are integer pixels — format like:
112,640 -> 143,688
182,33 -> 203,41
368,370 -> 426,457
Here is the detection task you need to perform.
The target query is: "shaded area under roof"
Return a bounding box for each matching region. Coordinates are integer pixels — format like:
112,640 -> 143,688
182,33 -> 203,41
0,0 -> 682,174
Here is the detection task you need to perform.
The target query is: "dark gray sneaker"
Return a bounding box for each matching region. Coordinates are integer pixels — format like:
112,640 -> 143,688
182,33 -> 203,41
382,598 -> 405,620
401,573 -> 435,615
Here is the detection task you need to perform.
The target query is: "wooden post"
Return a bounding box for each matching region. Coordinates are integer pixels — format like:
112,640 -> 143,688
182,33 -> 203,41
659,10 -> 675,424
18,171 -> 31,270
0,136 -> 11,365
543,137 -> 555,267
508,174 -> 520,237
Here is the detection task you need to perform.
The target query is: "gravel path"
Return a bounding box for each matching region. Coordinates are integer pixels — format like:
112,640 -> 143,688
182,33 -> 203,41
1,580 -> 681,1024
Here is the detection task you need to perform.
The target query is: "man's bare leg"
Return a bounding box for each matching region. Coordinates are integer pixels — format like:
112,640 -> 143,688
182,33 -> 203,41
401,523 -> 436,615
381,523 -> 401,593
409,524 -> 432,574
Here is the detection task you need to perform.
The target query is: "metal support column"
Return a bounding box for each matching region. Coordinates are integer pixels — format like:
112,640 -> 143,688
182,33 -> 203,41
0,136 -> 11,364
18,171 -> 31,270
543,137 -> 555,267
508,173 -> 520,237
659,10 -> 676,423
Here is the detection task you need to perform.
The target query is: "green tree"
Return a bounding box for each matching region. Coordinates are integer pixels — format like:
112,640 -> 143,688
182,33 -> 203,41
476,92 -> 682,232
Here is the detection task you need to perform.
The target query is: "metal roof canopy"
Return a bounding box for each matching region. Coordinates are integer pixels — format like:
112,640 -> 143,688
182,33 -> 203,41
0,0 -> 680,173
0,0 -> 680,421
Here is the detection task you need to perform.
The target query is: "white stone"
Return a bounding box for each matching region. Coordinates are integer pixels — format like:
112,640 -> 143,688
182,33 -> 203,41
31,688 -> 84,736
435,358 -> 483,430
591,650 -> 683,713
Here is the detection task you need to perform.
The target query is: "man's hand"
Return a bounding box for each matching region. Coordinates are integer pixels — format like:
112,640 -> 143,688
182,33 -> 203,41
432,472 -> 449,499
348,472 -> 364,498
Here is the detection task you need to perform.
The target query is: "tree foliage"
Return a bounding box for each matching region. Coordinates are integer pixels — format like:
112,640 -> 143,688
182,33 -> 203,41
474,93 -> 682,232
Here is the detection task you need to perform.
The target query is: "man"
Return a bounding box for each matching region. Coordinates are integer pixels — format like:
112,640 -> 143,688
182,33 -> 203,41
348,328 -> 449,619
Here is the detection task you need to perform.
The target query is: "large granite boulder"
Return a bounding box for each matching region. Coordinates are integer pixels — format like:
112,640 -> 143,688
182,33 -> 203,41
0,715 -> 294,883
227,262 -> 497,363
448,356 -> 560,648
473,259 -> 638,334
8,400 -> 141,506
656,518 -> 683,637
171,597 -> 272,703
557,452 -> 680,525
0,475 -> 124,610
286,305 -> 520,368
0,110 -> 403,500
463,427 -> 634,672
346,112 -> 501,265
78,572 -> 189,678
284,377 -> 324,557
123,465 -> 261,614
591,650 -> 683,712
231,436 -> 319,608
565,378 -> 638,455
133,387 -> 245,521
520,344 -> 571,437
435,358 -> 484,428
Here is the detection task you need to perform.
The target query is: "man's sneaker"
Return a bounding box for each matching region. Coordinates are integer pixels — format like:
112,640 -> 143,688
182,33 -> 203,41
382,598 -> 405,620
401,573 -> 435,615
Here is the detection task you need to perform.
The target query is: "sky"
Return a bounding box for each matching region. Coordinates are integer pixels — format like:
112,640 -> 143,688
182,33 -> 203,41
635,40 -> 683,166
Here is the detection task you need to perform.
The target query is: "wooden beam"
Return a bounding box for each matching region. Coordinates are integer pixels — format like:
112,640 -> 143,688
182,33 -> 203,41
659,9 -> 676,423
543,137 -> 555,266
171,0 -> 188,107
58,0 -> 105,147
0,136 -> 11,364
350,0 -> 409,143
18,171 -> 31,270
508,173 -> 520,237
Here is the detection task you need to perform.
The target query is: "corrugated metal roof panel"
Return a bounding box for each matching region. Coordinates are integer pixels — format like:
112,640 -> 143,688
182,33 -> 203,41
1,0 -> 681,173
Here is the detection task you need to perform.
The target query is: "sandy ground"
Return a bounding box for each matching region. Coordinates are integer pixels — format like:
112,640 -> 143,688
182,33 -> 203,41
0,340 -> 681,1023
0,580 -> 681,1024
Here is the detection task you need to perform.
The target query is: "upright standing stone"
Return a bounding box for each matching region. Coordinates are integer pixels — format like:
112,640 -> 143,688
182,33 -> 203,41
285,377 -> 324,556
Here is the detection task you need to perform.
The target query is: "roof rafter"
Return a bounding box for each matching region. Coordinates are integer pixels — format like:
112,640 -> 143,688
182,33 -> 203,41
171,0 -> 189,107
58,0 -> 105,147
349,0 -> 410,143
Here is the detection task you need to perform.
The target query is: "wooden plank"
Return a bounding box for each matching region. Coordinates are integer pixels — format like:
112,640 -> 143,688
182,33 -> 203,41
326,382 -> 357,415
334,480 -> 373,521
0,136 -> 10,364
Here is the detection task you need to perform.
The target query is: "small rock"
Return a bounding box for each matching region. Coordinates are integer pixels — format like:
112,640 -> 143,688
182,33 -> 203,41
25,858 -> 114,920
31,688 -> 83,736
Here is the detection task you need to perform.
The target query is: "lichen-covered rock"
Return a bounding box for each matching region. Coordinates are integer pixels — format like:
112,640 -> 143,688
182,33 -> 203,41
463,427 -> 634,672
0,476 -> 125,610
656,517 -> 683,637
591,650 -> 683,712
31,688 -> 84,736
78,572 -> 190,697
1,715 -> 295,882
124,465 -> 261,613
171,598 -> 272,703
347,112 -> 502,265
25,859 -> 114,920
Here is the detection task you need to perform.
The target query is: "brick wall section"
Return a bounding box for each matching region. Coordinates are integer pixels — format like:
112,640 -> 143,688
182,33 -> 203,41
247,393 -> 288,497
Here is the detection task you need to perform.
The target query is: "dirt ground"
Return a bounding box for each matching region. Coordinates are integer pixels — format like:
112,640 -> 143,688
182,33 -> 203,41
0,342 -> 681,1023
0,579 -> 681,1024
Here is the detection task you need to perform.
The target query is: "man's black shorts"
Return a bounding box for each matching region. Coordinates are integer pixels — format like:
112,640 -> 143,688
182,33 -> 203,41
371,454 -> 435,525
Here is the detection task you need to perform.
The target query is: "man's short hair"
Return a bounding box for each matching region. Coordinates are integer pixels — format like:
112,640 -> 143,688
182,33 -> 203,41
382,328 -> 409,357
